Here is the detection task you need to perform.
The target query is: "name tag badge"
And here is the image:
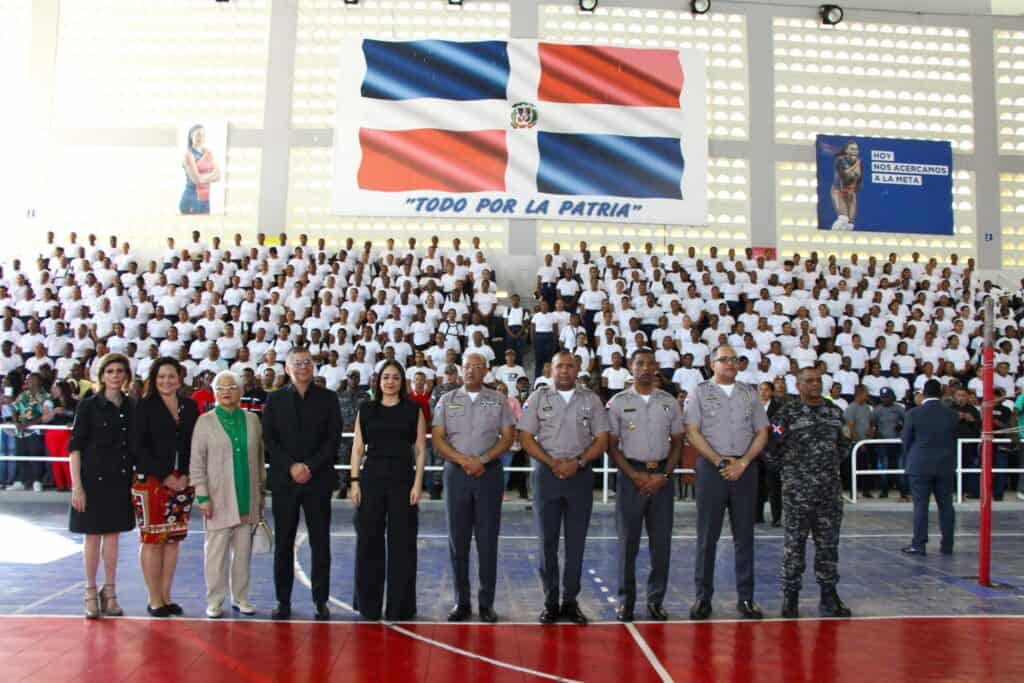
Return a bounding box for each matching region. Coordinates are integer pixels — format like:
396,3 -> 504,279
623,408 -> 637,413
541,405 -> 554,414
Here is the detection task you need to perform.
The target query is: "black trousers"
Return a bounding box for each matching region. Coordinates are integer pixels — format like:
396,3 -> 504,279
616,461 -> 674,608
272,484 -> 333,606
353,456 -> 418,621
533,332 -> 555,379
694,457 -> 757,602
757,459 -> 782,524
909,474 -> 955,552
533,463 -> 593,608
444,460 -> 503,610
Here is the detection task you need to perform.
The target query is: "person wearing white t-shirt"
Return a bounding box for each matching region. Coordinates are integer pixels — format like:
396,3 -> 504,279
531,299 -> 557,381
601,352 -> 632,401
317,351 -> 347,391
654,336 -> 680,382
494,350 -> 527,393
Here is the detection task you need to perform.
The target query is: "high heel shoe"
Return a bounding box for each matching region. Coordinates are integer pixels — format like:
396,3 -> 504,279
100,584 -> 124,617
84,586 -> 100,620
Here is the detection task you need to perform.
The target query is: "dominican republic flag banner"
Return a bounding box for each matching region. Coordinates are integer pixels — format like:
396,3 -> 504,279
332,39 -> 707,225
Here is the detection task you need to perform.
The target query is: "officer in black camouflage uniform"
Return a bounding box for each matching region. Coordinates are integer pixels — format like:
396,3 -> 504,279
337,370 -> 370,499
766,366 -> 852,619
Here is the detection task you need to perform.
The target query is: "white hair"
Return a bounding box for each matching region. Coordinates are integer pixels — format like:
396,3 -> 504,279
212,370 -> 241,390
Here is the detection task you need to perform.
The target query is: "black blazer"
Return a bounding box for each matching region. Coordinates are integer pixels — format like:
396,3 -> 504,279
901,400 -> 960,478
136,395 -> 199,480
262,383 -> 343,493
68,392 -> 137,489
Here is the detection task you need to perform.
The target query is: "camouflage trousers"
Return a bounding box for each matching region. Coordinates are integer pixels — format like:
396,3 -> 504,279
782,497 -> 843,593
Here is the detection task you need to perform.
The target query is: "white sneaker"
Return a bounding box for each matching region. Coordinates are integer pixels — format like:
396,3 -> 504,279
32,481 -> 43,492
1017,491 -> 1024,501
206,605 -> 223,619
232,601 -> 256,616
8,482 -> 25,491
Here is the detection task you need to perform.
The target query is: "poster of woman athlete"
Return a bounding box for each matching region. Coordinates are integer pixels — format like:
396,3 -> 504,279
816,134 -> 954,236
176,121 -> 227,215
829,140 -> 862,231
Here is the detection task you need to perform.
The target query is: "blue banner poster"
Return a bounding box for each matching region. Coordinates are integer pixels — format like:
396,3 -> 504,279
816,135 -> 953,235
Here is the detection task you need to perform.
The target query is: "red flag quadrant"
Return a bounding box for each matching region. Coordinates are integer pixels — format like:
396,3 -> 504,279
537,43 -> 684,108
357,128 -> 508,193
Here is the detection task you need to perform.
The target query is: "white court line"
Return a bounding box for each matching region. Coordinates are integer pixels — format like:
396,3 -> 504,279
626,622 -> 673,683
292,533 -> 581,683
13,581 -> 85,615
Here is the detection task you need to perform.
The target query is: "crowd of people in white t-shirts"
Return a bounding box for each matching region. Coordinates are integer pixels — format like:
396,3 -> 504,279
2,230 -> 1024,498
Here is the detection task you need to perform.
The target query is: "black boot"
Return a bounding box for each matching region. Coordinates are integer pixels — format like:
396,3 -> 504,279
781,591 -> 799,619
819,587 -> 851,618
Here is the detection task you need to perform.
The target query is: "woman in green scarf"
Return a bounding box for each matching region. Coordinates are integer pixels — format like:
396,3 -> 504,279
190,370 -> 266,618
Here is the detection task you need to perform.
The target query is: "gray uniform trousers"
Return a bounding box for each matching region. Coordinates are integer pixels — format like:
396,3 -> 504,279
533,462 -> 594,608
694,457 -> 758,602
443,460 -> 504,610
616,469 -> 674,608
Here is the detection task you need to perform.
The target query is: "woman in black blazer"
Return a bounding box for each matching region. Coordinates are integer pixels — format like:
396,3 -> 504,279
133,357 -> 199,617
69,353 -> 137,619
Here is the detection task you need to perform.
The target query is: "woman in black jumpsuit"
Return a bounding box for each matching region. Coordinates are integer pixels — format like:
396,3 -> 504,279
349,360 -> 426,620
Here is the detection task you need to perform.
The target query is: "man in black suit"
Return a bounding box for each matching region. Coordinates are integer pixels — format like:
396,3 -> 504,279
900,379 -> 960,556
263,348 -> 343,619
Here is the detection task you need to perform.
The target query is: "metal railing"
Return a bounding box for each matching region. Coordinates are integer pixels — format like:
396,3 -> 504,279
2,424 -> 1017,505
849,437 -> 1020,504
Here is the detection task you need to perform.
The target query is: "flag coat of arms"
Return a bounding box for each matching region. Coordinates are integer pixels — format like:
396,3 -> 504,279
333,39 -> 707,225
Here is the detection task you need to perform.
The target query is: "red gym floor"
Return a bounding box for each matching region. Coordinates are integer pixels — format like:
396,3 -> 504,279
1,614 -> 1020,682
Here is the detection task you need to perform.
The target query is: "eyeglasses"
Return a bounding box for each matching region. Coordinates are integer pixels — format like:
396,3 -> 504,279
290,360 -> 313,368
215,385 -> 240,392
714,356 -> 739,364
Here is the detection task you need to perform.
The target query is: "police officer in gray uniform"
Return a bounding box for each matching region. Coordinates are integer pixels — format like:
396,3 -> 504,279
432,353 -> 516,623
607,348 -> 685,622
685,344 -> 769,620
519,350 -> 610,625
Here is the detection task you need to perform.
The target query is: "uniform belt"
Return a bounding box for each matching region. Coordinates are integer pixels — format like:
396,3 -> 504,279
626,458 -> 668,472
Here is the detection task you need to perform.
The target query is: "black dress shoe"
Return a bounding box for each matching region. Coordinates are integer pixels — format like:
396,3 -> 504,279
561,602 -> 589,625
771,519 -> 782,528
819,589 -> 852,618
271,603 -> 292,620
647,603 -> 669,621
146,604 -> 170,618
737,600 -> 763,620
616,604 -> 634,622
164,602 -> 183,616
901,546 -> 927,556
447,605 -> 472,622
781,592 -> 799,619
539,605 -> 559,624
314,602 -> 330,621
479,606 -> 498,623
429,488 -> 442,500
688,599 -> 712,620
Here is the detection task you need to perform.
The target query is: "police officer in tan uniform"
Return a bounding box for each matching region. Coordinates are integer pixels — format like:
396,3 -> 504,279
518,350 -> 610,625
432,353 -> 516,623
685,345 -> 769,621
607,348 -> 684,622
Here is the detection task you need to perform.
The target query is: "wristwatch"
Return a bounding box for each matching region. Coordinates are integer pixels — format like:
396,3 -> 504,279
576,456 -> 585,469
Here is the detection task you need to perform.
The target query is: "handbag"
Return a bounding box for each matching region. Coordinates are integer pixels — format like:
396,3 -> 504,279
251,519 -> 273,554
